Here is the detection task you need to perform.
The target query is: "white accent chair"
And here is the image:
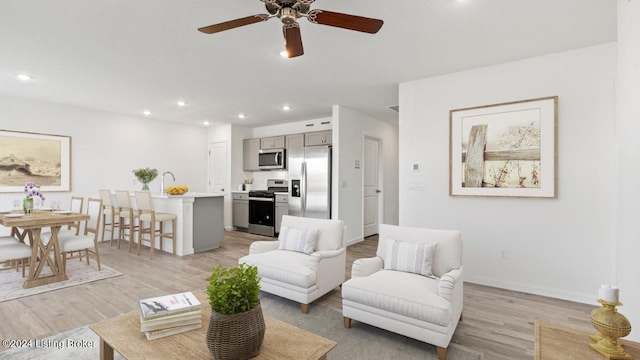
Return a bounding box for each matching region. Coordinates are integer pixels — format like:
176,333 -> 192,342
239,215 -> 346,314
341,224 -> 463,360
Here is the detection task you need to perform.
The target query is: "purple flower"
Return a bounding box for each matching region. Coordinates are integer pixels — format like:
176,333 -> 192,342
24,182 -> 45,200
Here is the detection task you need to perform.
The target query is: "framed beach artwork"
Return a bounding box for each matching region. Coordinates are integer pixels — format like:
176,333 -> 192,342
0,130 -> 72,192
449,96 -> 558,198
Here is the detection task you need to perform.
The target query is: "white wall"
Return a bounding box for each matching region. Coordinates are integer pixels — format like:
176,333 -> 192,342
334,105 -> 399,245
0,94 -> 208,234
615,0 -> 640,341
399,43 -> 617,303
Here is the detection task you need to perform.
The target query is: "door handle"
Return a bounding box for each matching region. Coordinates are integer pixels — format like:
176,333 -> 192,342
376,190 -> 381,193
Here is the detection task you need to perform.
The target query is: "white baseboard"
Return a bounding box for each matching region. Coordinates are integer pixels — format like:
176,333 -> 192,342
464,274 -> 596,305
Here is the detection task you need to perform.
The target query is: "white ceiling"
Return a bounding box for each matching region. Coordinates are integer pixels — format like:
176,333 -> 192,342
0,0 -> 616,128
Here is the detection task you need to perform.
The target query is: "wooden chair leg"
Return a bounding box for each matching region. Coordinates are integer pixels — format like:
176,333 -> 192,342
344,317 -> 351,328
301,303 -> 310,314
437,347 -> 447,360
85,249 -> 90,265
149,221 -> 155,260
137,222 -> 143,256
172,219 -> 176,255
159,222 -> 164,252
95,241 -> 102,271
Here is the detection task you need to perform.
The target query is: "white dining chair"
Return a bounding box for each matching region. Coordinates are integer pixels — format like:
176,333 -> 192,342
0,242 -> 33,277
99,189 -> 120,245
59,198 -> 104,272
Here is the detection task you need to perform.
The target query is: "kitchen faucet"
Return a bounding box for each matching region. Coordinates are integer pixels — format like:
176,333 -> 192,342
161,171 -> 175,195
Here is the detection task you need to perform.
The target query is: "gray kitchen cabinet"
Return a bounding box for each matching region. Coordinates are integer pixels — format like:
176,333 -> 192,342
275,193 -> 289,234
232,192 -> 249,229
243,138 -> 260,171
286,133 -> 304,149
260,135 -> 285,149
305,130 -> 332,146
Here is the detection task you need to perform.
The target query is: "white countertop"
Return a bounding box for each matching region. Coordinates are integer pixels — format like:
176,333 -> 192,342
151,192 -> 225,199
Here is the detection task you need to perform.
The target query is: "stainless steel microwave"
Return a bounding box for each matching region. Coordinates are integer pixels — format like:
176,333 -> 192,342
258,149 -> 286,170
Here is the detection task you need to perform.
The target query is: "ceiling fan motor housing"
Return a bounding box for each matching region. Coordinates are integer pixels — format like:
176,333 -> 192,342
279,7 -> 297,25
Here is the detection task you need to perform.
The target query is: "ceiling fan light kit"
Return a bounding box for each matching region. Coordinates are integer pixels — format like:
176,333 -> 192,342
198,0 -> 383,58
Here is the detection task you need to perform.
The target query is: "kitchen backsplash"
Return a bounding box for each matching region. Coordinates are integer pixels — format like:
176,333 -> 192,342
246,170 -> 288,190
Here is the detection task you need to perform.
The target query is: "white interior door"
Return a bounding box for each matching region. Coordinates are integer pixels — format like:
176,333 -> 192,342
208,141 -> 227,193
363,137 -> 380,237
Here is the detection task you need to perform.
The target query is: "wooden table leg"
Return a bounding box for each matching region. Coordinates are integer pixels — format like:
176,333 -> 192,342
100,338 -> 115,360
23,226 -> 69,288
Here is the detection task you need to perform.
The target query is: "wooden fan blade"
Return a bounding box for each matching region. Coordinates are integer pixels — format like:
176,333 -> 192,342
307,10 -> 383,34
284,23 -> 304,58
198,15 -> 270,34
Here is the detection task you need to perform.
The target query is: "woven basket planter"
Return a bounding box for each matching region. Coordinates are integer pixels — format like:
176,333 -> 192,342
206,303 -> 266,360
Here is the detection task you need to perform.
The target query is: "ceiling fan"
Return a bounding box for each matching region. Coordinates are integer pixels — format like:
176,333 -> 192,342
198,0 -> 384,58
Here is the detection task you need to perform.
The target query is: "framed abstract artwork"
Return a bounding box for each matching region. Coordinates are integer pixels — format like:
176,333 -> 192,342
449,96 -> 558,198
0,129 -> 72,192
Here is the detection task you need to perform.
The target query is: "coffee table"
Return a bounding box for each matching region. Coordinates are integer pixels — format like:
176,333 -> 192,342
535,321 -> 640,360
90,291 -> 336,360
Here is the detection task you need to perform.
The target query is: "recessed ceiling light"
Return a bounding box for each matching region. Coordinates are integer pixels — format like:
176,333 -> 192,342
282,105 -> 291,111
17,74 -> 32,81
280,50 -> 289,58
177,101 -> 187,107
238,114 -> 247,119
203,121 -> 210,126
143,110 -> 151,116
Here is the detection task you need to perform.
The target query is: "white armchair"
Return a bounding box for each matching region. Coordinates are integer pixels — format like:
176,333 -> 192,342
239,215 -> 346,314
341,224 -> 463,360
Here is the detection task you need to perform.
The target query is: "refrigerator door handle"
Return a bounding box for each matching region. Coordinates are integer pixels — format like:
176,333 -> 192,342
301,161 -> 307,213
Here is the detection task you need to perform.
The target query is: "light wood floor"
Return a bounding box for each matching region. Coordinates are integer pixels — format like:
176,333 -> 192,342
0,230 -> 596,359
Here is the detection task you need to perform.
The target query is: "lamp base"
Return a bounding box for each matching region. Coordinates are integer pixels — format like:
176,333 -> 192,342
589,342 -> 634,360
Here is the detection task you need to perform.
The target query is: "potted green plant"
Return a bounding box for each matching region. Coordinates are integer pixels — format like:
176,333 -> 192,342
205,263 -> 265,360
132,167 -> 158,190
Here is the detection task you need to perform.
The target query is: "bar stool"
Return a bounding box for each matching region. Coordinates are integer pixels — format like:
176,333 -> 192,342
99,189 -> 120,245
134,191 -> 177,260
115,190 -> 139,252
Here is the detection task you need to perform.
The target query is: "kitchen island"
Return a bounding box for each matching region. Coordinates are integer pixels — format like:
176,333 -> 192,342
127,192 -> 224,256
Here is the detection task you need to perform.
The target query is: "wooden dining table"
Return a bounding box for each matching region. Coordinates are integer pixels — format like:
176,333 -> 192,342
0,210 -> 89,288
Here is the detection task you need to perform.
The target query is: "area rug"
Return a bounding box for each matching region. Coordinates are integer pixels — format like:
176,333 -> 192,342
0,291 -> 482,359
0,261 -> 122,303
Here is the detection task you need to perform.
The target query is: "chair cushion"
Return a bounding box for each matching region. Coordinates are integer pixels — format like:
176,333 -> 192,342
278,226 -> 318,254
239,250 -> 317,288
384,238 -> 436,278
280,215 -> 344,251
119,210 -> 139,219
342,270 -> 452,326
40,230 -> 78,244
140,212 -> 176,222
59,236 -> 95,253
0,243 -> 33,262
0,236 -> 19,245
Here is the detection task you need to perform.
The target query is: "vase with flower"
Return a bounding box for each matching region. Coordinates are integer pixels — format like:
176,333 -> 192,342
132,167 -> 158,191
24,182 -> 45,214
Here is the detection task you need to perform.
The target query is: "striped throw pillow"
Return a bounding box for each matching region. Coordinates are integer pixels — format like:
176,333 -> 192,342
278,226 -> 319,255
384,238 -> 437,277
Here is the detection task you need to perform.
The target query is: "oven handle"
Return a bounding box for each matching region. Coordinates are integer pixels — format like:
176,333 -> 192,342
249,197 -> 275,202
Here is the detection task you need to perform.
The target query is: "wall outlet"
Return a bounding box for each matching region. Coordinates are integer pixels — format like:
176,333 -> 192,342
500,249 -> 509,261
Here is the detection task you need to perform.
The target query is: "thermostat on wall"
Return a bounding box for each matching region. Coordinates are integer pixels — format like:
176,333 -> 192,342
412,163 -> 421,172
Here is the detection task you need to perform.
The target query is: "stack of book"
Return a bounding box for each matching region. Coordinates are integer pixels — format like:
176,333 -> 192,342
139,291 -> 202,340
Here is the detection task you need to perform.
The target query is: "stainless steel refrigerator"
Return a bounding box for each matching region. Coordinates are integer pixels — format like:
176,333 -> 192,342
288,146 -> 331,219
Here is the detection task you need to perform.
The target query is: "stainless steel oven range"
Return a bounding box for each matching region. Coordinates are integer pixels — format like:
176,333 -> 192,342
248,179 -> 288,237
